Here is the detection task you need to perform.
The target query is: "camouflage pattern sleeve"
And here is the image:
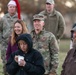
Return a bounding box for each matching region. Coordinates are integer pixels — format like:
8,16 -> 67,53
49,34 -> 59,74
0,18 -> 3,42
0,18 -> 4,60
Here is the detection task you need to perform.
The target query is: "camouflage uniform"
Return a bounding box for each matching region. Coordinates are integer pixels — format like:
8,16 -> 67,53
31,29 -> 59,75
0,13 -> 18,75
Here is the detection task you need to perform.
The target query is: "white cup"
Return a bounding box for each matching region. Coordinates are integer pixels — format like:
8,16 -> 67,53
18,55 -> 24,62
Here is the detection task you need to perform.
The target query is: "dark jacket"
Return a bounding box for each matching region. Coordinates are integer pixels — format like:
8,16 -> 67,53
6,33 -> 45,75
61,48 -> 76,75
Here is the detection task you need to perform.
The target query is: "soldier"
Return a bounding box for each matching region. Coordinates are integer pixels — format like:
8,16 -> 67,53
31,14 -> 59,75
0,0 -> 21,75
39,0 -> 65,42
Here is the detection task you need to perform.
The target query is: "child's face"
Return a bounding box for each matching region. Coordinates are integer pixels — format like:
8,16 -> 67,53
18,40 -> 28,53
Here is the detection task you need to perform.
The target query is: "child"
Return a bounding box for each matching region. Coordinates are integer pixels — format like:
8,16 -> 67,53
6,33 -> 45,75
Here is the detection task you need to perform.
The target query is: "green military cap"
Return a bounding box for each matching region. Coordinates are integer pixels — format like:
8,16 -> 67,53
46,0 -> 54,4
71,26 -> 76,32
33,14 -> 45,21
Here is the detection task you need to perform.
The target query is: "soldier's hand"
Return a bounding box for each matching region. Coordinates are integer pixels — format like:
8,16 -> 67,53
14,55 -> 18,63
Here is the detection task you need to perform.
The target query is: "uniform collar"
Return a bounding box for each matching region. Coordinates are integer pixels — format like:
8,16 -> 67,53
6,13 -> 18,18
32,28 -> 46,35
45,9 -> 56,16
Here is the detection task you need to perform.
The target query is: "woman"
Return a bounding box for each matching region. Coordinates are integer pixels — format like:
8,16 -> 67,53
6,33 -> 45,75
6,19 -> 28,61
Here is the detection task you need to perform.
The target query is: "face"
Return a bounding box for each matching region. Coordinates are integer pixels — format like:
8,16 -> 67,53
73,32 -> 76,39
14,23 -> 23,35
33,20 -> 44,31
8,5 -> 16,15
18,40 -> 28,52
46,3 -> 54,12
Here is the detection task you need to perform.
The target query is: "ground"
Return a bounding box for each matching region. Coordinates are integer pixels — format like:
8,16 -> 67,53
0,39 -> 70,75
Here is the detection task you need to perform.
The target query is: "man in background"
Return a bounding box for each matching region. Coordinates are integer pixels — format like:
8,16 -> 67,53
39,0 -> 65,42
0,0 -> 21,75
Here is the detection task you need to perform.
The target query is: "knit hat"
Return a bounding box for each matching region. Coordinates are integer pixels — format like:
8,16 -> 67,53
8,0 -> 21,19
8,0 -> 16,6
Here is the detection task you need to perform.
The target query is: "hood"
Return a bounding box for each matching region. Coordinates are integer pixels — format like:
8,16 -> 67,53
16,33 -> 33,52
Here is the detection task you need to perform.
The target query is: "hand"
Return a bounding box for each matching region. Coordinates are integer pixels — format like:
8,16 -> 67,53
14,55 -> 18,63
18,60 -> 26,67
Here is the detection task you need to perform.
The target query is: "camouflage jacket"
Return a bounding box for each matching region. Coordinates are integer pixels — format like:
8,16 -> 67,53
0,13 -> 18,45
0,13 -> 18,61
31,30 -> 59,74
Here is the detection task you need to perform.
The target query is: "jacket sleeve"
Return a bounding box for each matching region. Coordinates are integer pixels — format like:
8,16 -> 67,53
61,50 -> 72,75
57,12 -> 65,39
0,18 -> 3,41
6,40 -> 12,61
0,18 -> 4,60
23,51 -> 45,75
49,34 -> 59,74
6,53 -> 19,75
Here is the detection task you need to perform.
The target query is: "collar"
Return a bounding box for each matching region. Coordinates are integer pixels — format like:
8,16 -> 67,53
44,9 -> 56,16
32,28 -> 46,36
6,13 -> 18,18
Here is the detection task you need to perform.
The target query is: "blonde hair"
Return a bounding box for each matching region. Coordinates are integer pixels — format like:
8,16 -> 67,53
11,19 -> 28,46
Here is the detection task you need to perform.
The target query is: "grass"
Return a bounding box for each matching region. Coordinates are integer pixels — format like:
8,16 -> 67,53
58,52 -> 67,75
0,39 -> 70,75
58,39 -> 70,75
59,39 -> 70,52
0,60 -> 3,75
